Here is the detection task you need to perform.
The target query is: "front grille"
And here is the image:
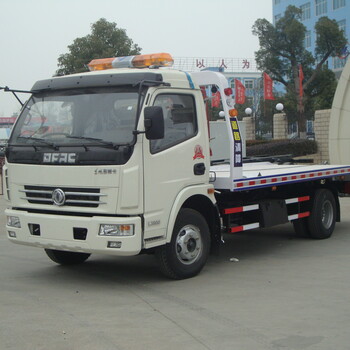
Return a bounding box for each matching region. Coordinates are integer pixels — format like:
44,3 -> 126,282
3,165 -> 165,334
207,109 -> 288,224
20,186 -> 106,208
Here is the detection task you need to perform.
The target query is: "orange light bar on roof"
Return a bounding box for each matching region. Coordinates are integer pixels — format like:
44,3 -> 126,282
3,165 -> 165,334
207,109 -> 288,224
88,53 -> 174,71
87,57 -> 115,71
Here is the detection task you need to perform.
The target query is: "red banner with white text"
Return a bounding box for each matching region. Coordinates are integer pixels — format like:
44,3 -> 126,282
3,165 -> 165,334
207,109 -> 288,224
235,79 -> 246,104
211,91 -> 221,108
263,72 -> 275,100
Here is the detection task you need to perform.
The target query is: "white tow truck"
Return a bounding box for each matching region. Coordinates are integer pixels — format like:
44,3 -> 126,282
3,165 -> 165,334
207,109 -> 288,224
3,53 -> 350,279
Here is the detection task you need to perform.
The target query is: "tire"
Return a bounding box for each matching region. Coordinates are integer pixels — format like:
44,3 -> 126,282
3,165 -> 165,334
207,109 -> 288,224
307,189 -> 337,239
156,208 -> 211,279
45,249 -> 91,265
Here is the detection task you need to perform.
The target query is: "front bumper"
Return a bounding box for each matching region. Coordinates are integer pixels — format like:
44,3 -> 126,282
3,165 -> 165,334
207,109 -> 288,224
5,209 -> 142,256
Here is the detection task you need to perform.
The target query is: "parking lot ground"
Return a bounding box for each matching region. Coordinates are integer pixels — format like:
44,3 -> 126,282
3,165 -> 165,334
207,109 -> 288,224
1,196 -> 350,350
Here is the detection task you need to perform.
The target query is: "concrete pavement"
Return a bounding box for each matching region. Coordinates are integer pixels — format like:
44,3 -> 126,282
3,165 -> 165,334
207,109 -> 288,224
1,196 -> 350,350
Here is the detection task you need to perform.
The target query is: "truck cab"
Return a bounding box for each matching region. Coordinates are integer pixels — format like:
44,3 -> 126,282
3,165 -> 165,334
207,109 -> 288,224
4,53 -> 221,278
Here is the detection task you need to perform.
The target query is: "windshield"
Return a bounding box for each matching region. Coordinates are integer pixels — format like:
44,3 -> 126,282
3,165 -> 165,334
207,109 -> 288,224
10,87 -> 139,146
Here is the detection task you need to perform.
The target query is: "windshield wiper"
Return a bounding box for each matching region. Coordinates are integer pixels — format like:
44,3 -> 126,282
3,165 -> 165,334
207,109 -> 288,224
16,136 -> 58,150
66,136 -> 120,149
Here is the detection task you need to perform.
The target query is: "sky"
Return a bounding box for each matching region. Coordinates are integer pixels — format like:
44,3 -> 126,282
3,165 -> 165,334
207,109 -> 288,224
0,0 -> 272,116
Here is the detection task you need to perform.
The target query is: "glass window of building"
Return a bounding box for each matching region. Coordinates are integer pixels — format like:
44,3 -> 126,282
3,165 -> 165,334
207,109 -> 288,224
301,3 -> 311,21
304,31 -> 312,48
274,14 -> 282,23
230,80 -> 235,89
246,97 -> 253,105
333,56 -> 346,69
244,80 -> 254,89
337,19 -> 346,33
315,0 -> 327,15
274,0 -> 281,4
333,0 -> 346,10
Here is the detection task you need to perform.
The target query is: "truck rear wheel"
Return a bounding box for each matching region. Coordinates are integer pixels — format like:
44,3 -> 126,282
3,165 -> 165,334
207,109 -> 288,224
307,189 -> 337,239
45,249 -> 91,265
156,208 -> 211,279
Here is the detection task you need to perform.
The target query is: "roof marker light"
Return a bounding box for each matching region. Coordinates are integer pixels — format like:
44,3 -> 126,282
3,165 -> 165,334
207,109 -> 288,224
88,53 -> 174,71
229,109 -> 238,117
224,88 -> 233,96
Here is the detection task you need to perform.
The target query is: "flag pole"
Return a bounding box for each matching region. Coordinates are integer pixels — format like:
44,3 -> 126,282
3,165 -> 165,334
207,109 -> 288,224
298,64 -> 305,138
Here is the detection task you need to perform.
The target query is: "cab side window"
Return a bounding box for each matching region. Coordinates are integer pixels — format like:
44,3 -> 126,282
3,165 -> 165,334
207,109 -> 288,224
150,94 -> 197,153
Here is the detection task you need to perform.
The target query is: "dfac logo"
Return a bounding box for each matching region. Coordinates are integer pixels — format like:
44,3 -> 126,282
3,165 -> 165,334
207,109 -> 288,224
52,188 -> 66,206
43,153 -> 76,164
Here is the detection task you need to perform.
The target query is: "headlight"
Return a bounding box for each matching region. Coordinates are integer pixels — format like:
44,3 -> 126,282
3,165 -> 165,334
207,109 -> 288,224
99,224 -> 134,236
7,216 -> 21,228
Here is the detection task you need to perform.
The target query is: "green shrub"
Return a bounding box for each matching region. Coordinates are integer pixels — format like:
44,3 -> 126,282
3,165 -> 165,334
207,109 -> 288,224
246,139 -> 318,157
246,139 -> 269,147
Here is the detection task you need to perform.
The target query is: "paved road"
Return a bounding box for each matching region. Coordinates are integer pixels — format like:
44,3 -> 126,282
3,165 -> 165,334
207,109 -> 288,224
1,196 -> 350,350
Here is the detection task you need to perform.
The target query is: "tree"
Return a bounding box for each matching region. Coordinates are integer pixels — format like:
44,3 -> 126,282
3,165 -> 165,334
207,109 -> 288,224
56,18 -> 141,76
252,5 -> 347,137
278,66 -> 338,122
310,68 -> 338,110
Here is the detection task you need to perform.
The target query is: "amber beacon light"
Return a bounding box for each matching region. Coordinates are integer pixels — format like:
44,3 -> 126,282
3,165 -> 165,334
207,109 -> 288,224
88,53 -> 174,71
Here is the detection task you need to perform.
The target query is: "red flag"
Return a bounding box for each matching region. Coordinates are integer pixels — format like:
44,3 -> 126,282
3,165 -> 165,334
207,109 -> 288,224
263,72 -> 275,100
211,91 -> 221,108
235,79 -> 246,104
299,64 -> 304,98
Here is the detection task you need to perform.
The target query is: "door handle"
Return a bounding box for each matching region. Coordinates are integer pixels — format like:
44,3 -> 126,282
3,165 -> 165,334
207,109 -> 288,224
194,163 -> 206,175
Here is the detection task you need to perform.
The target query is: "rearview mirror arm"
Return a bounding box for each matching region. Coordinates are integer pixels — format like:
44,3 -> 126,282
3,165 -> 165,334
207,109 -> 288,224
0,86 -> 33,107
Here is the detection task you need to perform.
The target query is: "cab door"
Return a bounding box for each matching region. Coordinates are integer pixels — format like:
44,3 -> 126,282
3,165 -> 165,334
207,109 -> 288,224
142,90 -> 208,241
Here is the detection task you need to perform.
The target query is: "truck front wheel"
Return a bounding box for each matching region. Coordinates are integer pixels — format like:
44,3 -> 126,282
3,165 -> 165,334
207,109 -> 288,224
307,189 -> 337,239
156,208 -> 211,279
45,249 -> 91,265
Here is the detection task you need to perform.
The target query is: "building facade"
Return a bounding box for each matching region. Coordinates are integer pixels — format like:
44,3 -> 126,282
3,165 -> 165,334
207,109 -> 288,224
272,0 -> 350,76
173,57 -> 263,110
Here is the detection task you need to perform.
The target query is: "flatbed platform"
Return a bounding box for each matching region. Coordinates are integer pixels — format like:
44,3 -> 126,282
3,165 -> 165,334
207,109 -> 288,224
210,162 -> 350,191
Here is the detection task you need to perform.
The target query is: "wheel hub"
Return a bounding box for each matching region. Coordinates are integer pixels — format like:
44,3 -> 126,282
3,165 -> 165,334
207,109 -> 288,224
321,199 -> 334,229
176,225 -> 202,265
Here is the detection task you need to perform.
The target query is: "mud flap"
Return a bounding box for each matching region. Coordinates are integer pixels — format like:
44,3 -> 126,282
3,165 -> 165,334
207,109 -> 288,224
260,200 -> 288,228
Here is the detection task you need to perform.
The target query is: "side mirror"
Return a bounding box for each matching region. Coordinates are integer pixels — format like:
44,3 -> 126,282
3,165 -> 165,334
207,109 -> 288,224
0,143 -> 7,158
144,106 -> 164,140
